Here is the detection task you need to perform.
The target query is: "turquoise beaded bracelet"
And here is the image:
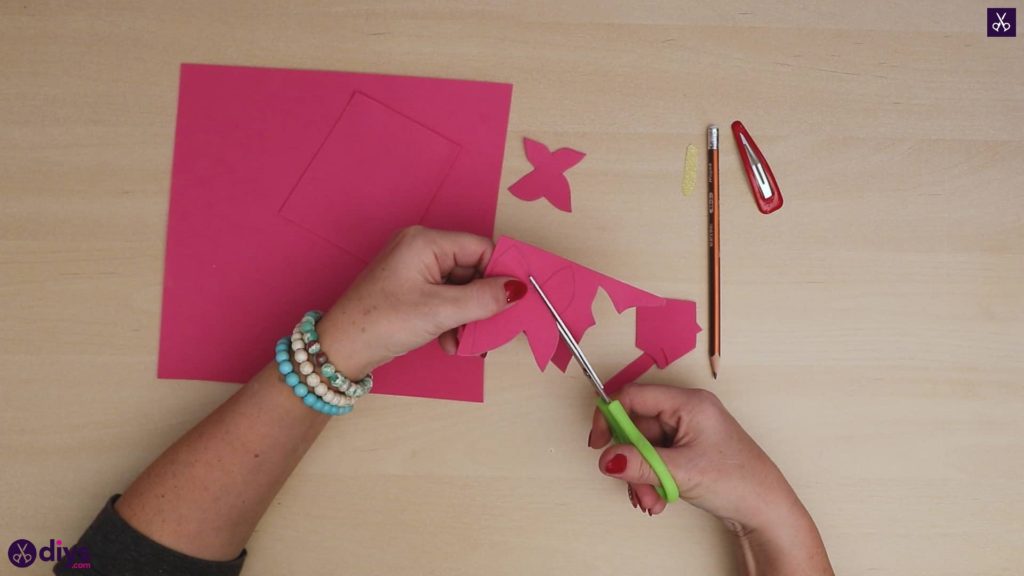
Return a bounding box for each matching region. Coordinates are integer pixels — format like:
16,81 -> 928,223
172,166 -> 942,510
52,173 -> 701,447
275,310 -> 373,416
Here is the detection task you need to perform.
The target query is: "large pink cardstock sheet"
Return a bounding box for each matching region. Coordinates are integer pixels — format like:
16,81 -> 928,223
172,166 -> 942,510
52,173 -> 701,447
457,237 -> 701,388
159,64 -> 512,402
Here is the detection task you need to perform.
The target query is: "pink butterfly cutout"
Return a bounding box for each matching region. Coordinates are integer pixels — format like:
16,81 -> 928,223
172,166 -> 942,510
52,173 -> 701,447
507,138 -> 586,212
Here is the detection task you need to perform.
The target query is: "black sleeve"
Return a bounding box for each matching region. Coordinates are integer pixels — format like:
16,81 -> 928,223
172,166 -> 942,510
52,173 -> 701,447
54,495 -> 246,576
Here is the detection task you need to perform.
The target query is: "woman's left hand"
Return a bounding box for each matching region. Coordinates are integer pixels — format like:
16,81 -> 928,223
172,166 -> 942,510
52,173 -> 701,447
315,226 -> 525,378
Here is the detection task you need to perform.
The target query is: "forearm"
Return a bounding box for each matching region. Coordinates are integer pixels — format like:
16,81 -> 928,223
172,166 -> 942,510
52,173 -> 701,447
733,495 -> 833,576
115,363 -> 329,560
61,228 -> 507,572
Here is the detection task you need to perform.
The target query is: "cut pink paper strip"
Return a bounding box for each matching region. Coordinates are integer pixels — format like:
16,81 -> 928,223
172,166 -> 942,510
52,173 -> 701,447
603,298 -> 700,395
457,237 -> 700,388
280,92 -> 461,261
159,64 -> 512,402
507,138 -> 585,212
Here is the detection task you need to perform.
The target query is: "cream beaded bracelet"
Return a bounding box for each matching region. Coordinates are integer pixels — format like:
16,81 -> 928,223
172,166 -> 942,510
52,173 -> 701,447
275,310 -> 373,416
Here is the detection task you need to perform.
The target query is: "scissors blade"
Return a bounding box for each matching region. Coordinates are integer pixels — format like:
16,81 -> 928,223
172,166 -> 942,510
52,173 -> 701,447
527,275 -> 610,403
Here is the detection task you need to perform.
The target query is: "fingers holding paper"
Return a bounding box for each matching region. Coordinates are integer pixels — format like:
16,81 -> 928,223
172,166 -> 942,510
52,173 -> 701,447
317,227 -> 526,373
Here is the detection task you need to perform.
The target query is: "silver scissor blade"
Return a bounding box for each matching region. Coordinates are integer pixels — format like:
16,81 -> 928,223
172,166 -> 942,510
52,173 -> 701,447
527,275 -> 610,402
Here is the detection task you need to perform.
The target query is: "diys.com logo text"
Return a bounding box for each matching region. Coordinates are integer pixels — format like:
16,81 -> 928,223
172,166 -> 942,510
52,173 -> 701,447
7,538 -> 91,570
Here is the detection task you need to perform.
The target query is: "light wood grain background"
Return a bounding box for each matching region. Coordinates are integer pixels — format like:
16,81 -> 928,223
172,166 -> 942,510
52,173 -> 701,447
2,1 -> 1022,574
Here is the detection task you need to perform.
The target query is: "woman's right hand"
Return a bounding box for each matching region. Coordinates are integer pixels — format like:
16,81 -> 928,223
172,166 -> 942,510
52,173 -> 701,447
588,384 -> 833,574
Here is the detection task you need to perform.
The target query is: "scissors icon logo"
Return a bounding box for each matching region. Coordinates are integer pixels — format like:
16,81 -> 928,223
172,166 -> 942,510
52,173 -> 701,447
7,539 -> 37,567
987,7 -> 1016,36
993,12 -> 1010,32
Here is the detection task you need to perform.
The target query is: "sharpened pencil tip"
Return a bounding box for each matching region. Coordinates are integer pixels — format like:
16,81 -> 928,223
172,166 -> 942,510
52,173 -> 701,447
709,354 -> 720,380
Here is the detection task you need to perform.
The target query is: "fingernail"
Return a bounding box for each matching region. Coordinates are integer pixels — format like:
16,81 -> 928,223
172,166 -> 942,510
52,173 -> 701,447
504,280 -> 527,303
603,453 -> 627,475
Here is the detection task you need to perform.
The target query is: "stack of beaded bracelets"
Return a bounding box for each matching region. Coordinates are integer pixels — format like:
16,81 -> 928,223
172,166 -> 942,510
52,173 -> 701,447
274,310 -> 373,416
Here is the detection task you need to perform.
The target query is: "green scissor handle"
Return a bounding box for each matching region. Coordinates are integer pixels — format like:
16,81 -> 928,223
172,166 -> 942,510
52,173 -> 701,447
597,398 -> 680,503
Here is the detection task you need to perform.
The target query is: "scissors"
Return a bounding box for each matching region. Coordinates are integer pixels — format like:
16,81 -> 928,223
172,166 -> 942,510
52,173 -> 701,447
993,11 -> 1011,32
528,276 -> 680,502
11,542 -> 34,565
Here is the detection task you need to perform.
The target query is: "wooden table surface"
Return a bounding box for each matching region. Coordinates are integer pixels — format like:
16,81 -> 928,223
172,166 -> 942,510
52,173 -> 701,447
2,2 -> 1022,574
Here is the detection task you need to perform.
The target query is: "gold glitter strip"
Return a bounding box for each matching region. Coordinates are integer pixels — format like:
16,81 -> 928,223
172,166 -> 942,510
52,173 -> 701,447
682,143 -> 698,196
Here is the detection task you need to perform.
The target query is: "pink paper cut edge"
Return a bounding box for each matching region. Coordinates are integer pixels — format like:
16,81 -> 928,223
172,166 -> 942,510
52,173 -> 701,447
456,237 -> 698,384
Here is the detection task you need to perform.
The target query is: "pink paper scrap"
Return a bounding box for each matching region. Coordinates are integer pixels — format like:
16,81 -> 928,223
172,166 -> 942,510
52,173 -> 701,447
457,237 -> 700,389
507,138 -> 585,213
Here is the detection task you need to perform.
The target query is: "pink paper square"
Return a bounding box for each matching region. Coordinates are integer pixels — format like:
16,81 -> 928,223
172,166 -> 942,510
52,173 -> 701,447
280,93 -> 461,260
158,64 -> 513,402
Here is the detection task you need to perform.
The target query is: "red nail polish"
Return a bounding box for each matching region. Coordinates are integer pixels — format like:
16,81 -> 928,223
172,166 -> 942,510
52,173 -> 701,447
604,453 -> 627,475
504,280 -> 527,303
